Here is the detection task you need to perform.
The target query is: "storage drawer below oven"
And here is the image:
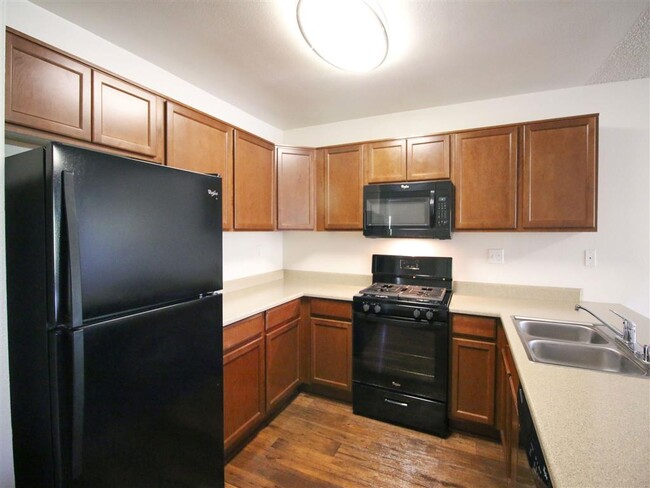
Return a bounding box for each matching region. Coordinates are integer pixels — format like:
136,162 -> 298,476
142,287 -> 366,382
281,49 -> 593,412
353,382 -> 448,437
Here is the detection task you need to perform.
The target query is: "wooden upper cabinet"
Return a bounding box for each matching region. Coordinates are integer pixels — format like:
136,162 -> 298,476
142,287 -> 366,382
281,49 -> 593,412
92,71 -> 164,162
166,102 -> 234,230
364,139 -> 406,183
234,130 -> 276,230
276,146 -> 315,230
407,134 -> 450,180
320,144 -> 364,230
452,126 -> 518,230
520,115 -> 597,230
5,32 -> 91,141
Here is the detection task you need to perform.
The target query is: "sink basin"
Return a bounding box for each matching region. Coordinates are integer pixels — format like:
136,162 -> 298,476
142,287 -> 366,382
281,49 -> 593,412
516,318 -> 608,344
512,316 -> 649,377
528,340 -> 648,376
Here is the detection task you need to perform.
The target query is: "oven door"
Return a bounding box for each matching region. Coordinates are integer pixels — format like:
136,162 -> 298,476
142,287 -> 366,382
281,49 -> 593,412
353,312 -> 448,402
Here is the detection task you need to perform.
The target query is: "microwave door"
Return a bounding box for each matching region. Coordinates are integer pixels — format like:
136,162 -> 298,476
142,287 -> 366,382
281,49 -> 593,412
430,190 -> 436,227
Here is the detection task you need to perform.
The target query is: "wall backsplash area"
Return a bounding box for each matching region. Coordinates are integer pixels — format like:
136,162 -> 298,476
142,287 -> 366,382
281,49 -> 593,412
283,231 -> 648,316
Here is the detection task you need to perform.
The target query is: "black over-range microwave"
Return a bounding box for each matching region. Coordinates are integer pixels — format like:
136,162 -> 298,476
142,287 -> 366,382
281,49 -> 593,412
363,180 -> 454,239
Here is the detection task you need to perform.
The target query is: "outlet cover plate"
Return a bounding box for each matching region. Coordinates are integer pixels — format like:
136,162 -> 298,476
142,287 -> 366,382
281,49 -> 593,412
488,248 -> 505,264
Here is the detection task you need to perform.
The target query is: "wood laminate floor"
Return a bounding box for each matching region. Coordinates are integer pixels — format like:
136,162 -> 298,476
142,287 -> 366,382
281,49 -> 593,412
225,393 -> 508,488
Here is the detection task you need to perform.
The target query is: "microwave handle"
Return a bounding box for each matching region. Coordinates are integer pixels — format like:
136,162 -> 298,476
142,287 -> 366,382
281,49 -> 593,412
430,190 -> 436,224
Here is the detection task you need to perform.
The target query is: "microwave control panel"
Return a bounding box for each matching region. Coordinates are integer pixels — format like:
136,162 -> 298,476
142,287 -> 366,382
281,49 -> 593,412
436,195 -> 450,227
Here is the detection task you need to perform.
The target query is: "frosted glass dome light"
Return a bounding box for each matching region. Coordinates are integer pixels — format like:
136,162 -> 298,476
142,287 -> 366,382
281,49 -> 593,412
296,0 -> 389,72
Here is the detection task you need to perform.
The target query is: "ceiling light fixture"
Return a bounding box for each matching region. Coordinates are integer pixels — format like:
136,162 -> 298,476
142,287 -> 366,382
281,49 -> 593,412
296,0 -> 389,73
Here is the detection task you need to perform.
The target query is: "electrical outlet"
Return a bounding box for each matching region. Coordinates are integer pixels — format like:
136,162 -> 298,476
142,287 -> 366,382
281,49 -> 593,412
585,249 -> 596,267
488,248 -> 505,264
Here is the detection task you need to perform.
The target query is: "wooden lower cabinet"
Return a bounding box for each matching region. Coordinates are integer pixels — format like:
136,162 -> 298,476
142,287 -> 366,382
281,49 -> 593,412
309,299 -> 353,396
265,300 -> 301,412
311,318 -> 352,391
449,314 -> 497,428
450,337 -> 496,424
223,314 -> 266,452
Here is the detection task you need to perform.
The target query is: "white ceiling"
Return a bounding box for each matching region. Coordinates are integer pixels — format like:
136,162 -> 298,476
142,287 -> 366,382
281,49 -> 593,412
31,0 -> 649,130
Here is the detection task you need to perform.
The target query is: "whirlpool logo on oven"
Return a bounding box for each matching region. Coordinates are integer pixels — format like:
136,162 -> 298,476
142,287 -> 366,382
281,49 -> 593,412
207,189 -> 219,200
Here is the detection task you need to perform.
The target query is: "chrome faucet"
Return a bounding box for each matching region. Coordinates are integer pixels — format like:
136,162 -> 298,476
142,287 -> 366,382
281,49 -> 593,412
608,309 -> 637,345
575,304 -> 650,363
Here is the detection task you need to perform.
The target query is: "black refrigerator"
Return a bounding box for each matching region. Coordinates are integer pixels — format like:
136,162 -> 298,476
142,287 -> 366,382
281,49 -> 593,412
5,143 -> 224,487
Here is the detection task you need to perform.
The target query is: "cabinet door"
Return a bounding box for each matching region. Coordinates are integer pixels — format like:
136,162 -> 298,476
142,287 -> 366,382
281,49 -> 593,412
365,139 -> 406,183
407,135 -> 450,180
277,146 -> 315,230
5,32 -> 91,141
92,71 -> 164,162
234,131 -> 276,230
311,318 -> 352,391
223,335 -> 265,452
452,126 -> 518,229
166,102 -> 234,230
321,145 -> 364,230
266,319 -> 300,411
521,116 -> 597,230
450,337 -> 496,425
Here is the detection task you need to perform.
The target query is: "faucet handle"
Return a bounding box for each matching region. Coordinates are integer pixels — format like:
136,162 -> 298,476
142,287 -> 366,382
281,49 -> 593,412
643,345 -> 650,363
609,309 -> 637,344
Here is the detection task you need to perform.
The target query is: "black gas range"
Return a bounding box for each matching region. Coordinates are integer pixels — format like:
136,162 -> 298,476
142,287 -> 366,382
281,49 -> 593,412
352,254 -> 452,437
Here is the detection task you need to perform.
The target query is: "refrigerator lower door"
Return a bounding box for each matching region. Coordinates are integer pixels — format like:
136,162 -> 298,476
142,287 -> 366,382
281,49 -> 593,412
54,294 -> 223,487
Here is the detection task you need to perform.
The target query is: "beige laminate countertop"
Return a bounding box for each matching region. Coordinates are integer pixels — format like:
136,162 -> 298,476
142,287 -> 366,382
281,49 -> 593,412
222,272 -> 650,488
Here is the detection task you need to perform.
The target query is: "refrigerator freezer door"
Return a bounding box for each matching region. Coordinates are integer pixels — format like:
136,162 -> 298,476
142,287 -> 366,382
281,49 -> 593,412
50,143 -> 222,324
54,294 -> 223,487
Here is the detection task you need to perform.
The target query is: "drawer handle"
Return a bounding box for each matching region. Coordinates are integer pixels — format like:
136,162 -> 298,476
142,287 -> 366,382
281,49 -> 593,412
384,398 -> 408,407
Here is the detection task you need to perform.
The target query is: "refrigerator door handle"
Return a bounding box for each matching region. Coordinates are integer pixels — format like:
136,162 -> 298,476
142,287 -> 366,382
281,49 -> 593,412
63,171 -> 83,328
71,328 -> 85,480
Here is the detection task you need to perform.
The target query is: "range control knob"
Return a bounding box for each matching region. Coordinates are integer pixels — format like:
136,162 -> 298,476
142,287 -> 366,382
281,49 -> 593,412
413,309 -> 421,319
373,304 -> 382,314
362,302 -> 370,313
425,310 -> 434,321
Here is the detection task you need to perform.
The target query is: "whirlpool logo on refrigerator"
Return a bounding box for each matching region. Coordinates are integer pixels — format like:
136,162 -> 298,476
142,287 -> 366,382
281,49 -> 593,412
207,189 -> 219,200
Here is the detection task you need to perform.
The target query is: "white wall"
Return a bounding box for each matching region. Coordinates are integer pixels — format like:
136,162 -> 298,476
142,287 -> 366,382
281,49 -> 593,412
284,79 -> 650,316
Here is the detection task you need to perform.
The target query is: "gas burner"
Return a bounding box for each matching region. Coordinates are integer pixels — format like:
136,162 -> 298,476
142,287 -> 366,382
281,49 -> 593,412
359,283 -> 446,304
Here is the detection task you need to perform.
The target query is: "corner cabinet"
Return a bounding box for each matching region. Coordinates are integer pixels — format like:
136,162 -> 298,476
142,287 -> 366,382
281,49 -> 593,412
520,115 -> 597,230
234,130 -> 276,230
452,126 -> 519,230
166,102 -> 234,230
276,146 -> 316,230
5,32 -> 92,141
449,314 -> 497,426
318,145 -> 364,230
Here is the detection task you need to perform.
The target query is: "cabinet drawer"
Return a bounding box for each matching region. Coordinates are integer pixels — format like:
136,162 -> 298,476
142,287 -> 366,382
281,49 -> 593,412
223,314 -> 264,352
452,314 -> 497,339
266,299 -> 300,331
310,298 -> 352,321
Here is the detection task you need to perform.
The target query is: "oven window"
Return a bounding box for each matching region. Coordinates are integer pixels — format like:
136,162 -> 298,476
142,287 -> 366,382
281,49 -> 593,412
366,196 -> 430,227
353,314 -> 448,402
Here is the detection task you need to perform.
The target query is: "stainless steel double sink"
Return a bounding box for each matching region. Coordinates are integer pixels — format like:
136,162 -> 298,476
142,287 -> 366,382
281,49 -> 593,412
512,316 -> 649,377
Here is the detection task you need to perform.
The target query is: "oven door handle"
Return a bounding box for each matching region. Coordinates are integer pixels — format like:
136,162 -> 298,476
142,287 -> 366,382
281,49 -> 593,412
353,312 -> 447,330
